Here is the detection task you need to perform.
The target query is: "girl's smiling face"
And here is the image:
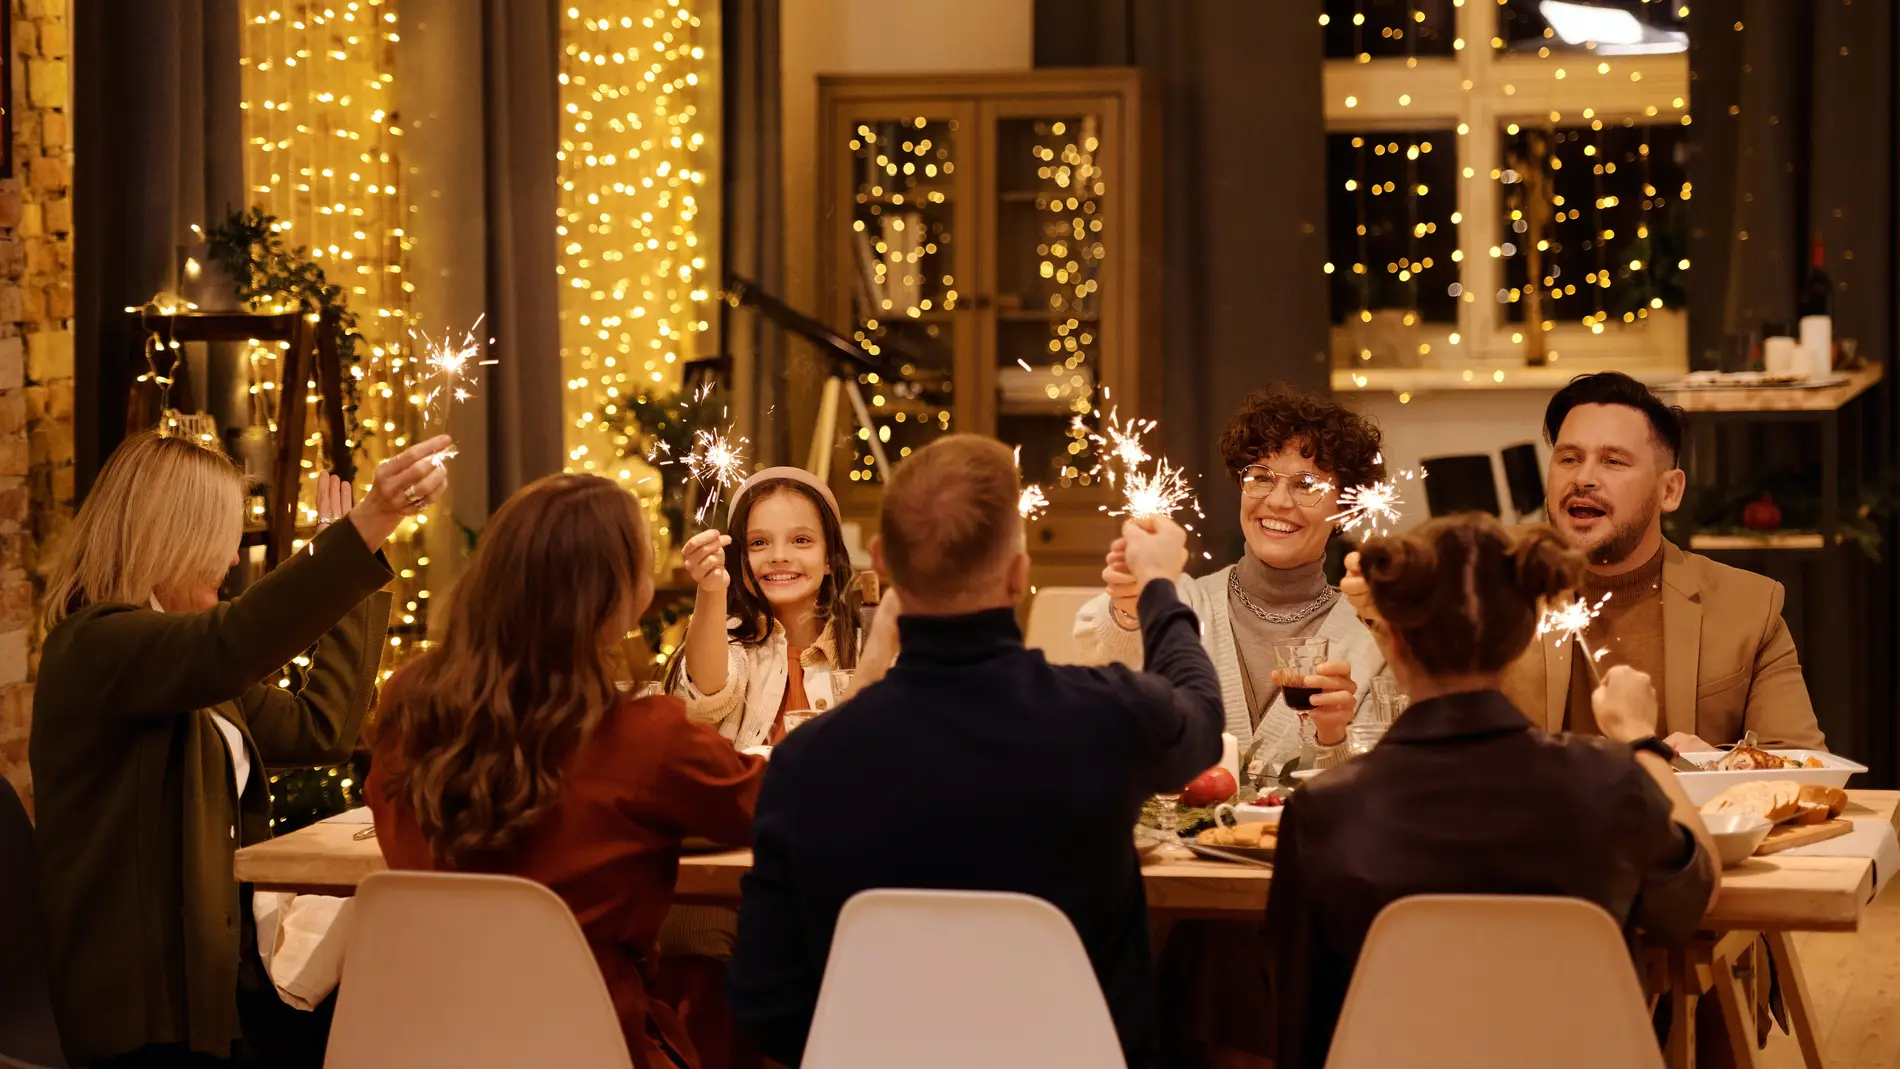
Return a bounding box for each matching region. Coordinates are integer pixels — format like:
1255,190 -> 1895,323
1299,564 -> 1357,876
745,489 -> 828,612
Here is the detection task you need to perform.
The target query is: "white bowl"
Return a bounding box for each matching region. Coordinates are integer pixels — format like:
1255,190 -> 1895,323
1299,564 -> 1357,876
1674,749 -> 1866,805
1217,802 -> 1284,827
1289,768 -> 1324,783
1701,810 -> 1772,867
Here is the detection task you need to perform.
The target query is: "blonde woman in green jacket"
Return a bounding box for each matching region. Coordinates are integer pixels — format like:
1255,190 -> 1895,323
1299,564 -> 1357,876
30,430 -> 450,1068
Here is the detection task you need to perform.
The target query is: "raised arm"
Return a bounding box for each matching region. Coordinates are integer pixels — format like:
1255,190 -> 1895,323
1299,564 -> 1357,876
1119,518 -> 1224,791
240,590 -> 393,767
679,528 -> 737,699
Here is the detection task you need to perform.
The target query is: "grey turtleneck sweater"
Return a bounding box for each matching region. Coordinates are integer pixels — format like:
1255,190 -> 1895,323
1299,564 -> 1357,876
1227,555 -> 1338,728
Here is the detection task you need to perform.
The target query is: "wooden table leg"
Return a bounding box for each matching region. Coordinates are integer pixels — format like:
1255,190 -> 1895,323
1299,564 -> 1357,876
1666,946 -> 1698,1069
1712,936 -> 1764,1069
1765,931 -> 1827,1069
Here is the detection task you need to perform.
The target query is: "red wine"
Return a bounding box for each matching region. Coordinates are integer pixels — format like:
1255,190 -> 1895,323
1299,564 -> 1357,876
1284,685 -> 1318,711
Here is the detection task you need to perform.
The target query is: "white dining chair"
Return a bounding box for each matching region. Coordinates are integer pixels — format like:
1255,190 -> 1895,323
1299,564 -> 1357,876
1324,894 -> 1664,1069
1023,586 -> 1105,665
323,871 -> 633,1069
802,888 -> 1125,1069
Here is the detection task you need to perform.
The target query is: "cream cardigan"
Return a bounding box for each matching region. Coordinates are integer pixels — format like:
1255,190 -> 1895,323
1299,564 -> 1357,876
1073,566 -> 1389,774
676,623 -> 845,750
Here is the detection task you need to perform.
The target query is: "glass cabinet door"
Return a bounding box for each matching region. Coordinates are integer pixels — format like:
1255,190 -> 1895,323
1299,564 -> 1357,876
979,100 -> 1123,499
827,105 -> 978,489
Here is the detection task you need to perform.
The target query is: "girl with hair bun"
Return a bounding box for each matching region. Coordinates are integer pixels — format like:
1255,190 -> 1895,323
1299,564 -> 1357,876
1266,514 -> 1719,1069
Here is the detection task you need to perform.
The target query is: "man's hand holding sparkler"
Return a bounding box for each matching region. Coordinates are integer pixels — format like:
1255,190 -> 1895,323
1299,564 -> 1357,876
347,434 -> 453,550
1120,517 -> 1189,596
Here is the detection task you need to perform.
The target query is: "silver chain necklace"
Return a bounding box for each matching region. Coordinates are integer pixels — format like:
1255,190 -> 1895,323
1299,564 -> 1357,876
1228,567 -> 1338,624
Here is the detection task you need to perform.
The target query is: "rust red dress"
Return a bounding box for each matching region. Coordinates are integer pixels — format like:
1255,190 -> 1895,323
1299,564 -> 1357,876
368,692 -> 766,1069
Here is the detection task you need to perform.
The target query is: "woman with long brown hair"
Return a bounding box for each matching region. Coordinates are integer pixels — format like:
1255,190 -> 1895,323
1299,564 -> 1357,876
368,474 -> 765,1069
1267,514 -> 1718,1069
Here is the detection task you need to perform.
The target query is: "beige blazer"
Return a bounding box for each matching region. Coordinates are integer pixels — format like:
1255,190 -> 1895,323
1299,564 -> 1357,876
1501,541 -> 1825,749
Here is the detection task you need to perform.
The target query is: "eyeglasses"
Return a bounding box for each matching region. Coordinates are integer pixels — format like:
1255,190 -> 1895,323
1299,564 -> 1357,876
1238,464 -> 1331,505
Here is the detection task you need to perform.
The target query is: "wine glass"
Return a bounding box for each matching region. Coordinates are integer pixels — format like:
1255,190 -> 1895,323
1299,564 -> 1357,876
1271,637 -> 1330,712
1150,792 -> 1194,860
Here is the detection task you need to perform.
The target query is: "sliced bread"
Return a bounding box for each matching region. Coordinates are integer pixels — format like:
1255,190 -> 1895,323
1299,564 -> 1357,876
1798,783 -> 1849,818
1701,780 -> 1802,824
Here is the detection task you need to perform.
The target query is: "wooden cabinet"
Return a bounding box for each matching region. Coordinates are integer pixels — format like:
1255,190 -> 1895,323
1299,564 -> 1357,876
816,70 -> 1158,585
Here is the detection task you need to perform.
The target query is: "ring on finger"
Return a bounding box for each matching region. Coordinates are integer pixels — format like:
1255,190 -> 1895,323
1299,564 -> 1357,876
403,485 -> 422,507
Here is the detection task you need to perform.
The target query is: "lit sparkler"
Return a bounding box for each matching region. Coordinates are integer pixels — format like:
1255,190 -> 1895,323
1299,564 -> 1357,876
1075,406 -> 1157,485
1019,483 -> 1050,520
684,425 -> 749,524
1115,457 -> 1199,521
1325,455 -> 1424,537
1537,592 -> 1613,684
1013,445 -> 1050,519
411,315 -> 496,466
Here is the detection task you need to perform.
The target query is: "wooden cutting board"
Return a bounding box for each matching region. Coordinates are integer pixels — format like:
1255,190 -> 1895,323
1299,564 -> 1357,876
1755,818 -> 1854,856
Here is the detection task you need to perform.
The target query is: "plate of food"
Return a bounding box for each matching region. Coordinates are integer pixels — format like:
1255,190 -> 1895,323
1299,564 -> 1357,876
1189,822 -> 1277,864
1674,736 -> 1866,805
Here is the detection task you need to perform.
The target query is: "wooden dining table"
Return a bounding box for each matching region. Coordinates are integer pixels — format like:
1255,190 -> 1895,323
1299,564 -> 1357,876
235,790 -> 1900,1069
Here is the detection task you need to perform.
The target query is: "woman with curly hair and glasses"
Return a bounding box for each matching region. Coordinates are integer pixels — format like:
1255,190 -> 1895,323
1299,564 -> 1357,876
1075,383 -> 1390,776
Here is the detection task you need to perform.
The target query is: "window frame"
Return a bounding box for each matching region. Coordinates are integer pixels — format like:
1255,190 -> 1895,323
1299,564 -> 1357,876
1323,1 -> 1691,374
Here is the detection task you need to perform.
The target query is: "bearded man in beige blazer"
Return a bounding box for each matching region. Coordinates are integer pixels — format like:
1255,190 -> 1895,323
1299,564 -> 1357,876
1500,372 -> 1823,752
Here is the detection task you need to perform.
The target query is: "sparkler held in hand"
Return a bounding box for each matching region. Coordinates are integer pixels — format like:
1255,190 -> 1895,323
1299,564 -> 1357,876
1537,591 -> 1613,685
1325,454 -> 1424,538
648,381 -> 750,526
411,315 -> 496,467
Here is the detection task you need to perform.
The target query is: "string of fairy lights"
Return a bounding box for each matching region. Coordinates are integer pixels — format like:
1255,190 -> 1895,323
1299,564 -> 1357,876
238,0 -> 432,677
1323,0 -> 1692,364
558,1 -> 717,558
1033,118 -> 1107,489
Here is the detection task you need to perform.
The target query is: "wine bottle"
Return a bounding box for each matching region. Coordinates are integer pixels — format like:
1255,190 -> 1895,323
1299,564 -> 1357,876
1800,233 -> 1833,319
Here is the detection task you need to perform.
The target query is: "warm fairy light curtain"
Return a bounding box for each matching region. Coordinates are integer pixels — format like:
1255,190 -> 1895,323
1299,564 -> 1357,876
238,0 -> 435,659
557,1 -> 719,500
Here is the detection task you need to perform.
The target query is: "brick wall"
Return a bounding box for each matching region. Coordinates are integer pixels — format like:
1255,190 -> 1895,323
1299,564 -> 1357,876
0,0 -> 74,813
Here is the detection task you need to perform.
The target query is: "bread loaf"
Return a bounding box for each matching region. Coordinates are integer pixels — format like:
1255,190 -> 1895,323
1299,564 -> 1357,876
1701,781 -> 1801,824
1791,802 -> 1831,826
1798,783 -> 1848,818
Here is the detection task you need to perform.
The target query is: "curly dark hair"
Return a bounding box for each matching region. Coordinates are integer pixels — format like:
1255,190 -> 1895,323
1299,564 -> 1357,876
1216,383 -> 1384,488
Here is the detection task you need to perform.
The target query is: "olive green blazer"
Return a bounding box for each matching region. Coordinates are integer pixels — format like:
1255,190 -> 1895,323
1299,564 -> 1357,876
30,521 -> 392,1064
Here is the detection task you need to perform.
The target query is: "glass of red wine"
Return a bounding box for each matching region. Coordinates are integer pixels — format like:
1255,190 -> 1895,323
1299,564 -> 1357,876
1271,637 -> 1330,711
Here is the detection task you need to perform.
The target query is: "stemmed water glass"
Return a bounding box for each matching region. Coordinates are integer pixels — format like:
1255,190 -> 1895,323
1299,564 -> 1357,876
1149,791 -> 1194,860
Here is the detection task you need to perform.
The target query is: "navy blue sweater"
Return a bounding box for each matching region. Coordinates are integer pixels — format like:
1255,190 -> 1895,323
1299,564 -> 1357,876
728,580 -> 1224,1067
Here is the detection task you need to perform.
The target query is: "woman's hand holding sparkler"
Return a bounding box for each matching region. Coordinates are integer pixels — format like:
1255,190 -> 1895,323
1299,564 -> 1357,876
348,434 -> 452,550
1340,551 -> 1383,638
1591,664 -> 1660,744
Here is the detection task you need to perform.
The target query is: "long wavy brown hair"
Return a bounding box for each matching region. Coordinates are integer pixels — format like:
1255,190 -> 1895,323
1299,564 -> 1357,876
374,474 -> 654,869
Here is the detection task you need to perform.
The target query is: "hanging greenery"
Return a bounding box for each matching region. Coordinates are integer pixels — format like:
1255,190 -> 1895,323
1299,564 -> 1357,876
203,206 -> 366,445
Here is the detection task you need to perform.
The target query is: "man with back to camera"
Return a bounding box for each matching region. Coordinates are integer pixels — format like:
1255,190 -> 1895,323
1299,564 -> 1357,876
1502,371 -> 1824,753
726,434 -> 1224,1068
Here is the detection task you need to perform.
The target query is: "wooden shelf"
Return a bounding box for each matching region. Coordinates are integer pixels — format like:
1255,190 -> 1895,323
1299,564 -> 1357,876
1689,532 -> 1832,552
1654,364 -> 1883,413
1333,361 -> 1686,395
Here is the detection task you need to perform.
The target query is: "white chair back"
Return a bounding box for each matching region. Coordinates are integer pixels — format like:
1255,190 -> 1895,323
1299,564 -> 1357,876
1325,894 -> 1663,1069
324,871 -> 633,1069
1023,586 -> 1104,665
803,889 -> 1125,1069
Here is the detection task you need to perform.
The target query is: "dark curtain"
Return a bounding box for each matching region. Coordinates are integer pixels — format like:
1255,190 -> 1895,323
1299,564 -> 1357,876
720,0 -> 786,463
73,0 -> 243,494
1686,0 -> 1898,781
1036,0 -> 1330,567
480,0 -> 566,507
